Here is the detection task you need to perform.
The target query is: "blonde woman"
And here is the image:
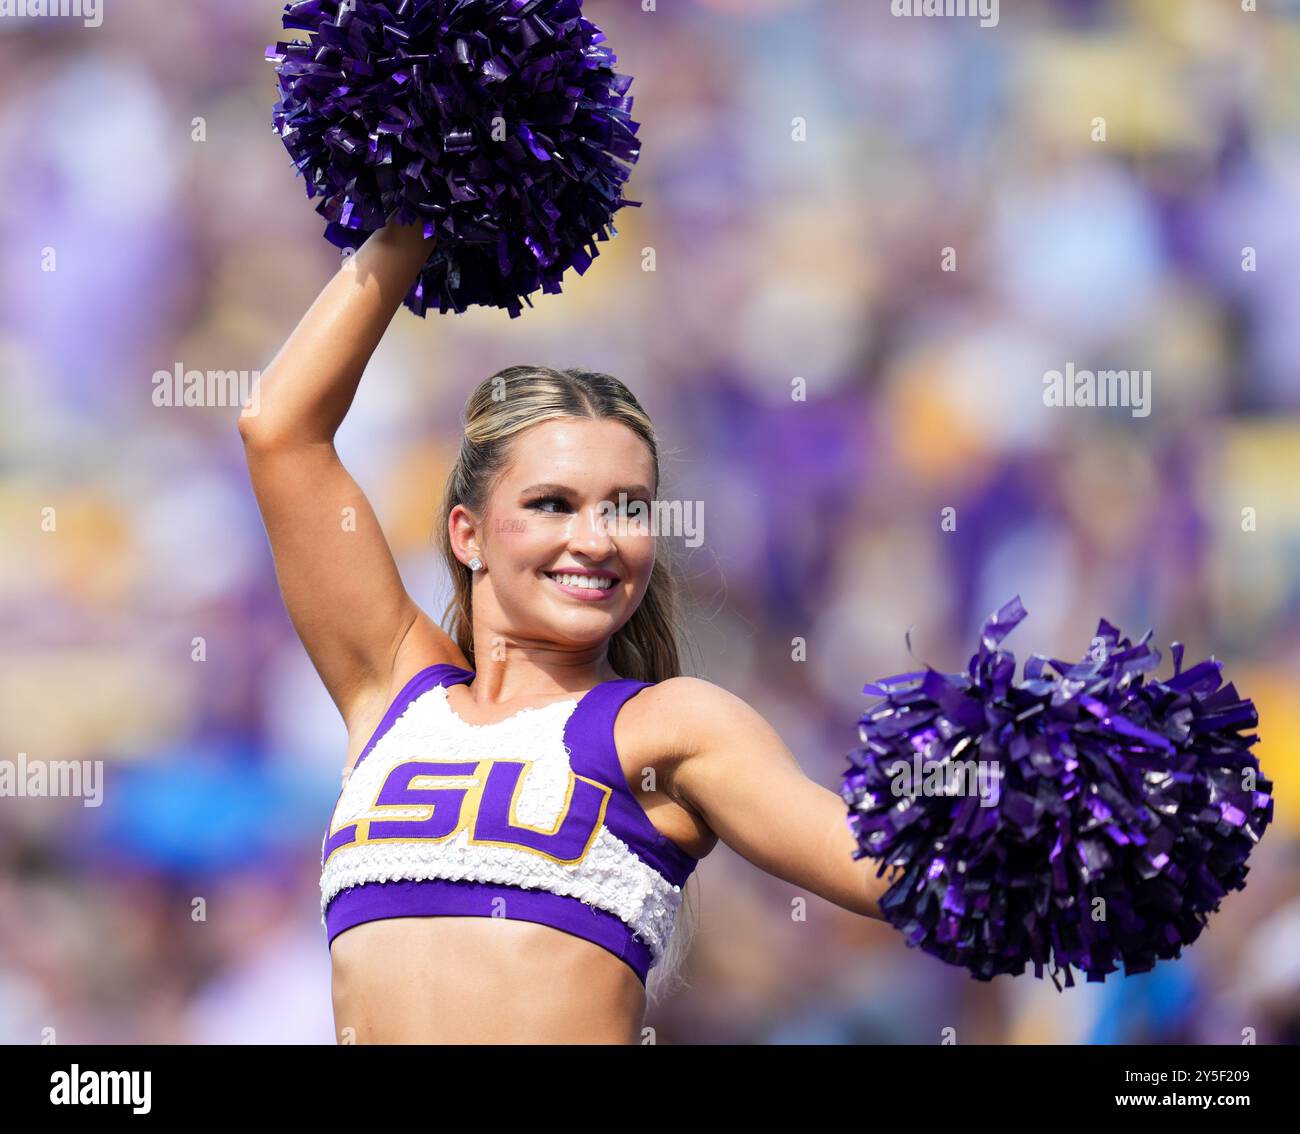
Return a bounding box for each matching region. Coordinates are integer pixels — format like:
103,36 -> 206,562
238,221 -> 891,1044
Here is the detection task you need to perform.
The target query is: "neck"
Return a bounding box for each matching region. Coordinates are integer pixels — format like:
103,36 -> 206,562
465,638 -> 620,704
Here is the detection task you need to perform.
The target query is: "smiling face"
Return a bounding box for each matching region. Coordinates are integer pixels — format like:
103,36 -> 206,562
449,417 -> 658,662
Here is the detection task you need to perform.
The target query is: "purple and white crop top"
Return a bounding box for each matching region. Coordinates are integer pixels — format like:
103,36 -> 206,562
320,663 -> 699,984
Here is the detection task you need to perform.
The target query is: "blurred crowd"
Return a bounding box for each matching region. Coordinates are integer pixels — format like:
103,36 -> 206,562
1,0 -> 1298,1044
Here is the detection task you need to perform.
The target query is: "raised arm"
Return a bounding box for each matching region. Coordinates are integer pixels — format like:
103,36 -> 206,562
660,677 -> 896,921
238,221 -> 468,733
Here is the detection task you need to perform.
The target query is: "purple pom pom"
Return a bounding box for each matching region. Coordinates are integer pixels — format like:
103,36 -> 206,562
266,0 -> 641,318
842,596 -> 1272,987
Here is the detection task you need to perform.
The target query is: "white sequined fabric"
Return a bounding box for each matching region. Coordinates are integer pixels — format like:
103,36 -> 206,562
320,684 -> 683,963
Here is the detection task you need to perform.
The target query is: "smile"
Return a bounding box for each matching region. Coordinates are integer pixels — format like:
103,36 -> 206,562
543,571 -> 618,601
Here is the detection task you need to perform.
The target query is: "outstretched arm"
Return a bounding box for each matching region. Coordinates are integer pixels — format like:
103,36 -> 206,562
238,222 -> 468,732
663,677 -> 896,920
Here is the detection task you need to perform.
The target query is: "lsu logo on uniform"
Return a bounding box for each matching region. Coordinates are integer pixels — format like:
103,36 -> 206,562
323,759 -> 611,866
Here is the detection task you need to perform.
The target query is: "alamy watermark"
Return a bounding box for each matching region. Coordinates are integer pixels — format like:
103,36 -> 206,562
886,754 -> 1001,808
153,363 -> 261,414
50,1065 -> 150,1114
0,0 -> 102,27
891,0 -> 999,28
1043,363 -> 1151,418
596,494 -> 703,547
1,753 -> 103,807
494,496 -> 704,546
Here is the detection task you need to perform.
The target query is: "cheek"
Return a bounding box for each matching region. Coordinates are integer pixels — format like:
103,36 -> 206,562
626,535 -> 656,578
494,521 -> 554,567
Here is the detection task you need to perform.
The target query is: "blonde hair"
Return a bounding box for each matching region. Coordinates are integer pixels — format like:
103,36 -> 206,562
436,364 -> 698,1002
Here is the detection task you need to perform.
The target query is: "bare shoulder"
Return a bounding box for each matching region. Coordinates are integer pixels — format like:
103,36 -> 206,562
638,674 -> 750,708
624,676 -> 770,760
615,677 -> 734,857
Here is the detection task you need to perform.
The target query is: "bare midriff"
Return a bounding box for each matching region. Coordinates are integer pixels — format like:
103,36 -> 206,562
329,915 -> 647,1044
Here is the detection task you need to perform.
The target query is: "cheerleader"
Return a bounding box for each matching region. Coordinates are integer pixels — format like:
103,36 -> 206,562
238,221 -> 893,1044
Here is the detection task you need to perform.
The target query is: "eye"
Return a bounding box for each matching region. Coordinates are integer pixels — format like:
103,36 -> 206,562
526,494 -> 572,514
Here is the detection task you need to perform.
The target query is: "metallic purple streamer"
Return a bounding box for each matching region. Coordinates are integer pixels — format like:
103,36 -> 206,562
266,0 -> 641,318
842,595 -> 1272,987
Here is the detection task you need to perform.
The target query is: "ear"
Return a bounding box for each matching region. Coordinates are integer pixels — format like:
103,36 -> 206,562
448,503 -> 482,568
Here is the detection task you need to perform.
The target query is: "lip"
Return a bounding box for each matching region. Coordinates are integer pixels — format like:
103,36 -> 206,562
542,568 -> 620,602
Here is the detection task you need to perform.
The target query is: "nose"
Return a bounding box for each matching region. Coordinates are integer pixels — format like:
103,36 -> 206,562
565,503 -> 618,562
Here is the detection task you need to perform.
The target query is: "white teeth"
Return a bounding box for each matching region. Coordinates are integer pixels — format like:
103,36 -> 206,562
548,572 -> 614,590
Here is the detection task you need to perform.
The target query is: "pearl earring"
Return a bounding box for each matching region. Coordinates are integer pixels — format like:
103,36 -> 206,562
467,556 -> 483,572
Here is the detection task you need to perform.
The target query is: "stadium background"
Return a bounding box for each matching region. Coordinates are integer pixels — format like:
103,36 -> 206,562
1,0 -> 1298,1043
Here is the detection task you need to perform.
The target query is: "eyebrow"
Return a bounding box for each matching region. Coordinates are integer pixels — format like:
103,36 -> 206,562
519,483 -> 654,498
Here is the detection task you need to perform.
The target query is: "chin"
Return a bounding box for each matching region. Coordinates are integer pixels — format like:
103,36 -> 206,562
547,608 -> 621,634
